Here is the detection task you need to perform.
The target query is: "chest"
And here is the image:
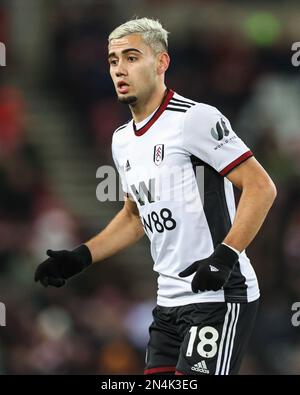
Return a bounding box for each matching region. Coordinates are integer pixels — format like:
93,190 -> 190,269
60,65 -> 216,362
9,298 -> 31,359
121,119 -> 190,186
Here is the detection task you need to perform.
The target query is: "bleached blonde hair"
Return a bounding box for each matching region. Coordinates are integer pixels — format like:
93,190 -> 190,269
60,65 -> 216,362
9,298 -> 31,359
108,17 -> 169,54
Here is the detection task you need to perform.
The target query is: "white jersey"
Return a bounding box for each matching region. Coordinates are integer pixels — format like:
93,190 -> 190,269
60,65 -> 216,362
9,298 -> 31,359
112,89 -> 260,307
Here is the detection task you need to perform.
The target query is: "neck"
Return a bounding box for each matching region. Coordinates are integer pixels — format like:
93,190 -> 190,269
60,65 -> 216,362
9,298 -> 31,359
130,85 -> 167,123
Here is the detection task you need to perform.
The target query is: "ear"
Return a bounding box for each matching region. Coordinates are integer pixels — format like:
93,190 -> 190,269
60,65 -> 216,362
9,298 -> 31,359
157,52 -> 170,75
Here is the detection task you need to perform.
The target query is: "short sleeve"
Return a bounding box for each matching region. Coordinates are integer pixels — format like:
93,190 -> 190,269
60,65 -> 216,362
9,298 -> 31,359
182,104 -> 253,176
111,141 -> 129,195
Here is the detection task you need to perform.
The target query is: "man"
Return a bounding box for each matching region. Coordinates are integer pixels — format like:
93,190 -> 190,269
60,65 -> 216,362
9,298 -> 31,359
34,18 -> 277,375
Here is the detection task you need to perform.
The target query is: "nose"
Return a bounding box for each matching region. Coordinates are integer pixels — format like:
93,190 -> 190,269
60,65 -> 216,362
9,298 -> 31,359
115,60 -> 127,77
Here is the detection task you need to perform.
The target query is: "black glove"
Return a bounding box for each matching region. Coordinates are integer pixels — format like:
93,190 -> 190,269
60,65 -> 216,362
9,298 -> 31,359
34,244 -> 92,287
178,244 -> 239,292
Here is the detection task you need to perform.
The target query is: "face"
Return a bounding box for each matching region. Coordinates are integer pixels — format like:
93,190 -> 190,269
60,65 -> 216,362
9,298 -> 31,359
108,34 -> 159,105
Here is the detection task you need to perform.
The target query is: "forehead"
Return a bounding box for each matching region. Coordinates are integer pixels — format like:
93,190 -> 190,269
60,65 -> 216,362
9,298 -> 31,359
108,34 -> 149,54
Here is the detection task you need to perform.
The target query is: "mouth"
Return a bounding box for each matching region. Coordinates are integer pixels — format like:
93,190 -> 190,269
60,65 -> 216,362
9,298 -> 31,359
117,81 -> 130,94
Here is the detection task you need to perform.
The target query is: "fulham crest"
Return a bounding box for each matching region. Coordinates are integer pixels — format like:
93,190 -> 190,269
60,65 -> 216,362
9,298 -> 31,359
153,144 -> 164,166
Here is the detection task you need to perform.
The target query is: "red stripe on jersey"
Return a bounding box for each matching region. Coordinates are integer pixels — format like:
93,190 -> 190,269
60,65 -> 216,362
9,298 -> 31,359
220,151 -> 253,176
134,89 -> 174,137
144,366 -> 176,375
175,370 -> 185,375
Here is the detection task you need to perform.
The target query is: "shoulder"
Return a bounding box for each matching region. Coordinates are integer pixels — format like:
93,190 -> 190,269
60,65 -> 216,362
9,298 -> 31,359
174,95 -> 231,146
112,120 -> 131,146
166,92 -> 197,113
170,92 -> 221,121
113,121 -> 131,136
184,105 -> 224,137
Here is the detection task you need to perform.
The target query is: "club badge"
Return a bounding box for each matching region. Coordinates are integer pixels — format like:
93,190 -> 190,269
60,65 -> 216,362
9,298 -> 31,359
153,144 -> 164,166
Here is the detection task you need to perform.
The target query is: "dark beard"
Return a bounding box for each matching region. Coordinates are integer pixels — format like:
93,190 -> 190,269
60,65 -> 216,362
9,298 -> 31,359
118,95 -> 137,105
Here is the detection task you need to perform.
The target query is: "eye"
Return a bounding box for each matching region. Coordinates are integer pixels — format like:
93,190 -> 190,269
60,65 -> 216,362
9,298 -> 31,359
109,59 -> 118,66
128,56 -> 137,62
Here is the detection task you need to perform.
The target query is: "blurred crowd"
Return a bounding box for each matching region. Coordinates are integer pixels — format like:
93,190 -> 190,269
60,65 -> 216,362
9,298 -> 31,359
0,0 -> 300,374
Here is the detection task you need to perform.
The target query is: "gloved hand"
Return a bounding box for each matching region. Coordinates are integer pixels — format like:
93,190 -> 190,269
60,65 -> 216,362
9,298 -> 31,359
34,244 -> 92,287
178,244 -> 239,292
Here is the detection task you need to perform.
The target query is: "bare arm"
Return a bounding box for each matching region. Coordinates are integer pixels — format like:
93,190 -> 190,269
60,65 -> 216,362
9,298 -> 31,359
85,197 -> 145,263
223,157 -> 277,252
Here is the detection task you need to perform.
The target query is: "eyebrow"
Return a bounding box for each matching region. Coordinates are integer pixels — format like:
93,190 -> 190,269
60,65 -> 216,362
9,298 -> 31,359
108,48 -> 143,59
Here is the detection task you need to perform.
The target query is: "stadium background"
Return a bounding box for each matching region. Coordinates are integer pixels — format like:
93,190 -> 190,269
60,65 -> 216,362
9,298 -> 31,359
0,0 -> 300,374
